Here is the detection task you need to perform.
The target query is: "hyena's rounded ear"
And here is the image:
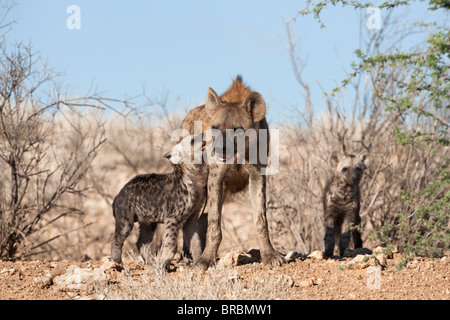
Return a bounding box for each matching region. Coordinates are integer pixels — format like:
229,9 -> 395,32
357,149 -> 369,168
244,91 -> 266,122
205,87 -> 222,117
328,151 -> 340,169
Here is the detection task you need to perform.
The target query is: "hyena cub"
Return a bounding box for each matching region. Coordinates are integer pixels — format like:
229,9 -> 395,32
323,149 -> 369,257
111,133 -> 207,270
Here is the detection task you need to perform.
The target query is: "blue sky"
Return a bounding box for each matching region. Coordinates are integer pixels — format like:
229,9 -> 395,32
4,0 -> 446,124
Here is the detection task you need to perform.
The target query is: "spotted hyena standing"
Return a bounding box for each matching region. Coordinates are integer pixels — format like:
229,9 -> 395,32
181,76 -> 284,270
323,149 -> 369,257
111,133 -> 207,270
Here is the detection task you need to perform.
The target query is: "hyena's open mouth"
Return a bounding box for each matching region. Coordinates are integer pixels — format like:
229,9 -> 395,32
212,135 -> 241,163
213,146 -> 235,162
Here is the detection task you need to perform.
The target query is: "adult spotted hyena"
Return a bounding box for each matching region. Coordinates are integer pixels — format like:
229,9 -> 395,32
111,133 -> 207,270
323,149 -> 369,257
181,76 -> 284,269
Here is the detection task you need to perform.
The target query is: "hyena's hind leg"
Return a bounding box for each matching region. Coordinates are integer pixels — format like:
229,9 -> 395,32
111,203 -> 135,264
136,223 -> 157,264
160,218 -> 181,270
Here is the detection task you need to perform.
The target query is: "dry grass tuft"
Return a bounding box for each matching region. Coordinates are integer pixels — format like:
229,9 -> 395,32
99,252 -> 292,300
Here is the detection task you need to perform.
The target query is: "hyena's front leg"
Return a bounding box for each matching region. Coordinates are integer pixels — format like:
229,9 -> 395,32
350,209 -> 363,250
339,227 -> 350,257
324,228 -> 335,258
196,166 -> 224,270
323,212 -> 336,257
334,222 -> 343,256
248,167 -> 284,267
160,219 -> 180,271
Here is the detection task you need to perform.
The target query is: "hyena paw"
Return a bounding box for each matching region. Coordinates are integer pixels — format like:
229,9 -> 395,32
194,255 -> 214,271
261,249 -> 285,268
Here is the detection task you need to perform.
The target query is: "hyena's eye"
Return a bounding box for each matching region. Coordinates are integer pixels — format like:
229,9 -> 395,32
342,167 -> 348,172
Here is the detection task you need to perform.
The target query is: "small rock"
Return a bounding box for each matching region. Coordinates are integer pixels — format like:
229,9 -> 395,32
308,250 -> 324,260
285,251 -> 299,260
348,254 -> 380,269
276,274 -> 295,288
0,267 -> 15,275
376,255 -> 387,267
218,251 -> 258,267
299,278 -> 315,288
53,265 -> 108,291
33,272 -> 54,288
284,251 -> 306,261
218,251 -> 241,267
373,247 -> 388,267
99,256 -> 122,272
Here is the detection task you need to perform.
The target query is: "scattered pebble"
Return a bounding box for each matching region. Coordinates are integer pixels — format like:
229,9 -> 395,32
308,250 -> 324,260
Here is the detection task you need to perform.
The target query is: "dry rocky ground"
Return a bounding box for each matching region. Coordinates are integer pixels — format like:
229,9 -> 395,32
0,248 -> 448,301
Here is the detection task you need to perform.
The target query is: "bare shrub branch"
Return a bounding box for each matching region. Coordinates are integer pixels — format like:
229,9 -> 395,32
0,40 -> 134,260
